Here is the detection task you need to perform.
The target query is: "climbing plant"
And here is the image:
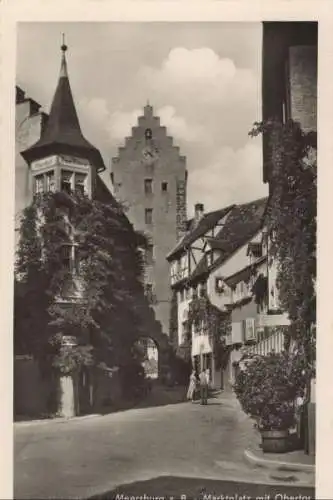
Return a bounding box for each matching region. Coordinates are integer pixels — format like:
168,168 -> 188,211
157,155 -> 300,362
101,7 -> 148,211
187,291 -> 230,369
249,119 -> 316,375
15,191 -> 147,376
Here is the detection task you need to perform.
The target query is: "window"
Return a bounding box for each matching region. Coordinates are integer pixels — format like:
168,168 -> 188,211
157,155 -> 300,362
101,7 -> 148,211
34,175 -> 44,194
215,277 -> 225,294
145,128 -> 152,140
161,182 -> 168,192
145,244 -> 154,265
46,171 -> 55,192
75,173 -> 86,195
144,179 -> 153,195
60,244 -> 81,275
61,244 -> 72,271
73,246 -> 81,275
61,170 -> 72,194
145,208 -> 153,225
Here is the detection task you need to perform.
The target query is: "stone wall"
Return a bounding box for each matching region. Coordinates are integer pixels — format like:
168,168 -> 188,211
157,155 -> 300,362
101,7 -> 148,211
14,356 -> 53,417
288,46 -> 317,132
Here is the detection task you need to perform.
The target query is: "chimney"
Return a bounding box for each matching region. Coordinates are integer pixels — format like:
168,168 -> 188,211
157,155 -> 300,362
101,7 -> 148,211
194,203 -> 204,222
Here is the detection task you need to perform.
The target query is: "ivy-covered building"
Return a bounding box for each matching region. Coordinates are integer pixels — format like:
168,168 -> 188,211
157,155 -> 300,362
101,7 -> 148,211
261,22 -> 317,455
167,197 -> 271,390
14,42 -> 169,418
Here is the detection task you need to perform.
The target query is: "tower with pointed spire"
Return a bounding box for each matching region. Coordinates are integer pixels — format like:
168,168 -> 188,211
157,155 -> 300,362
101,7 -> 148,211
111,103 -> 188,337
21,38 -> 105,200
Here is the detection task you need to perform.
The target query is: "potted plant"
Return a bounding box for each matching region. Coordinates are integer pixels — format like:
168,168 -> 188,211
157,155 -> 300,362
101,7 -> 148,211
233,350 -> 307,453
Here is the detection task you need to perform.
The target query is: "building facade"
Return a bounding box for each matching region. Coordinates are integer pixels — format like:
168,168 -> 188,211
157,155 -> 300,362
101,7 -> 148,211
111,105 -> 188,336
262,22 -> 317,455
167,197 -> 269,389
15,86 -> 48,244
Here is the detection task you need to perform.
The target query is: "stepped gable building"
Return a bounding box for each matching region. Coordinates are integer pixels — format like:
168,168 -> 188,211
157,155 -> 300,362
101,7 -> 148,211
111,103 -> 188,336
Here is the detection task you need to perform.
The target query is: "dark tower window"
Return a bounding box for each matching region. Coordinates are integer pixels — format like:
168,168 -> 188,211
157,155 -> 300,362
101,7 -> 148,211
144,179 -> 153,194
161,182 -> 168,192
145,208 -> 153,225
145,128 -> 152,140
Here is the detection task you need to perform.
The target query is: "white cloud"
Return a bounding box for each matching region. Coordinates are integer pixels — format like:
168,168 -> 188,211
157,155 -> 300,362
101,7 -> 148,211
157,105 -> 207,144
78,47 -> 264,213
107,109 -> 142,141
139,47 -> 257,109
188,140 -> 267,215
80,98 -> 141,142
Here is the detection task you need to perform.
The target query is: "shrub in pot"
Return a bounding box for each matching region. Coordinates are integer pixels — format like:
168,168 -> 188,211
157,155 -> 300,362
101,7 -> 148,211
233,350 -> 307,453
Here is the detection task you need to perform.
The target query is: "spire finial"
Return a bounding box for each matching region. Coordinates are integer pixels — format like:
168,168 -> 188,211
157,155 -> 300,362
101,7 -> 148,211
60,33 -> 68,78
61,33 -> 67,53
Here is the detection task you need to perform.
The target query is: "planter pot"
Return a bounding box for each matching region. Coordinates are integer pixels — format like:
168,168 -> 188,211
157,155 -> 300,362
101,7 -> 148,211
261,429 -> 290,453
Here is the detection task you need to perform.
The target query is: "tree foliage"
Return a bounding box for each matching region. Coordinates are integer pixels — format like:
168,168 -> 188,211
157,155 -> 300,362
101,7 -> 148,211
249,119 -> 316,372
15,191 -> 148,375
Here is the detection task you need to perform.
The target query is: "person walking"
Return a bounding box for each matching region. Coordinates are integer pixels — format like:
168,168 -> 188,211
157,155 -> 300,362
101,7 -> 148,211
186,370 -> 197,403
199,368 -> 208,405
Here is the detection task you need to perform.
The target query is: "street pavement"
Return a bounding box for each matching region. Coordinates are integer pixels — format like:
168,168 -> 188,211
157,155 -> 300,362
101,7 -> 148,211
14,390 -> 315,499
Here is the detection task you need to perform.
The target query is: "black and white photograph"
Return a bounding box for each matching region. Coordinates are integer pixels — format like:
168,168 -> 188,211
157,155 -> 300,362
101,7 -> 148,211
1,4 -> 328,498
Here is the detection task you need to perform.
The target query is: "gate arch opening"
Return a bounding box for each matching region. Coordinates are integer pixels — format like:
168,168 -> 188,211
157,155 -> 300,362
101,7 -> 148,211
134,337 -> 159,380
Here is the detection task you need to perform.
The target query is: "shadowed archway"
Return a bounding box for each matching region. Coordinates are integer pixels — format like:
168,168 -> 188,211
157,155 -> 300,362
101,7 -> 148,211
131,295 -> 172,381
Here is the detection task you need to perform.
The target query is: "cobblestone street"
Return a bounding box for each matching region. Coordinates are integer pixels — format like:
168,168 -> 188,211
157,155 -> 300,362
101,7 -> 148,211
14,391 -> 314,499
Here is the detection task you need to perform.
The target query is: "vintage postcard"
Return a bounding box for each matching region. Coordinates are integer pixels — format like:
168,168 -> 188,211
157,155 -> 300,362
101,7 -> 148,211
1,1 -> 333,499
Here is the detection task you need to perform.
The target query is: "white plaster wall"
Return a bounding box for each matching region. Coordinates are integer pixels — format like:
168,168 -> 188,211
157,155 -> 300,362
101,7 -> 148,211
208,245 -> 249,311
177,292 -> 191,346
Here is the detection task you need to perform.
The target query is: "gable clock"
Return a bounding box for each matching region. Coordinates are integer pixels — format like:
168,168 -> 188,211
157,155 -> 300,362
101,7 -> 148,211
141,127 -> 159,165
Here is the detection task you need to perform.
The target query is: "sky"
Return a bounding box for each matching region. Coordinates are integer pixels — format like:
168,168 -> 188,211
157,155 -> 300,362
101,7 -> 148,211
17,22 -> 268,216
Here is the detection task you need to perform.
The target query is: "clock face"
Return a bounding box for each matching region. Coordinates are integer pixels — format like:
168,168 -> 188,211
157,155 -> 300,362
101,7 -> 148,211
142,146 -> 158,163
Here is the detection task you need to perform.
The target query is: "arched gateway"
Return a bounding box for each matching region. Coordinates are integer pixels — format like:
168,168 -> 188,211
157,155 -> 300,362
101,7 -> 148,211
131,295 -> 172,381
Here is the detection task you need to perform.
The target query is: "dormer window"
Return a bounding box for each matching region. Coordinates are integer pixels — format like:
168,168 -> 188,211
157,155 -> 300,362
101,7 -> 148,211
34,174 -> 44,194
61,170 -> 87,195
46,171 -> 55,192
75,173 -> 86,195
61,170 -> 72,194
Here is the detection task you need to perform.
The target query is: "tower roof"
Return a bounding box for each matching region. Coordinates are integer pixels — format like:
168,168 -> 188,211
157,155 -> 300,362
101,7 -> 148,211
21,39 -> 105,172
